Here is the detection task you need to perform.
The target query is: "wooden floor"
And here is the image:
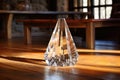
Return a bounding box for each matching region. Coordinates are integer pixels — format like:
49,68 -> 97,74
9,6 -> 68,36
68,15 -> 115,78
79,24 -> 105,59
0,32 -> 120,80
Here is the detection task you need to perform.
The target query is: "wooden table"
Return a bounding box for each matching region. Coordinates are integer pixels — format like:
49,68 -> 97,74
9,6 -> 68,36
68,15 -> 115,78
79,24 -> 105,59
0,10 -> 89,40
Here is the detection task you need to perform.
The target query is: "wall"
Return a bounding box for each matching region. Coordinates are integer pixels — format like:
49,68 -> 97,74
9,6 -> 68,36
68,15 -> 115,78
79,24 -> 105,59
57,0 -> 69,11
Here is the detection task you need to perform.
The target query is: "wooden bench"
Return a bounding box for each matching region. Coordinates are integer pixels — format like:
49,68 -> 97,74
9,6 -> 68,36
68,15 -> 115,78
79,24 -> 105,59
17,18 -> 120,49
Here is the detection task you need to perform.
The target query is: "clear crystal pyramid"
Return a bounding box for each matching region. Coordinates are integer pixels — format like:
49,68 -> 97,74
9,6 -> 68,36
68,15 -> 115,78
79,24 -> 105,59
44,18 -> 79,66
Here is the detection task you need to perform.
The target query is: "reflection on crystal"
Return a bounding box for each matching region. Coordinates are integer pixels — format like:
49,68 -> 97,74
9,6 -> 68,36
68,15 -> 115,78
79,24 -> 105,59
44,18 -> 79,66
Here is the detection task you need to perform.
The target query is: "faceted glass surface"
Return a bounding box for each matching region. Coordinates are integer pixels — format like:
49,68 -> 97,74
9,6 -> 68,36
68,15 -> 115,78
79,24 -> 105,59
44,18 -> 79,66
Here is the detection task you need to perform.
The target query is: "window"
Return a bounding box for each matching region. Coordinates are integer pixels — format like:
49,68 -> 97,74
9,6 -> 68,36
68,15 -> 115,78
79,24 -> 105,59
73,0 -> 112,19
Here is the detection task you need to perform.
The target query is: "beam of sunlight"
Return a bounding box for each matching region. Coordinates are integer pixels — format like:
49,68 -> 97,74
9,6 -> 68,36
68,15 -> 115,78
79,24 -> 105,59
77,49 -> 120,54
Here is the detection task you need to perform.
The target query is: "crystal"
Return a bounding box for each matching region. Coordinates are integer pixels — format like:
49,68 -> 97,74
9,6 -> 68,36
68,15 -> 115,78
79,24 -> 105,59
44,18 -> 79,66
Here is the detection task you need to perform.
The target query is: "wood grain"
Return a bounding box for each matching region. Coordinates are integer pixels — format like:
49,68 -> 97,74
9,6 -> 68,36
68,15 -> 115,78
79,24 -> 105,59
0,36 -> 120,80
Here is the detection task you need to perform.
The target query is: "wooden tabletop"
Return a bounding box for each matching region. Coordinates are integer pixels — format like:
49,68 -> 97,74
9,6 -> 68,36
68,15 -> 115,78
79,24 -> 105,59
0,34 -> 120,80
0,53 -> 120,80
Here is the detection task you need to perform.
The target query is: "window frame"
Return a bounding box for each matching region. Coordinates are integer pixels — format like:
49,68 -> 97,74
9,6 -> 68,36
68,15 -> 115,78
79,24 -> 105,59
72,0 -> 112,19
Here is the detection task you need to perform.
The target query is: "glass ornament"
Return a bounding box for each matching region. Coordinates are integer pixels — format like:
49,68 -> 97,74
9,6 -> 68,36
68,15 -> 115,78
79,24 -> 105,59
44,18 -> 79,66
